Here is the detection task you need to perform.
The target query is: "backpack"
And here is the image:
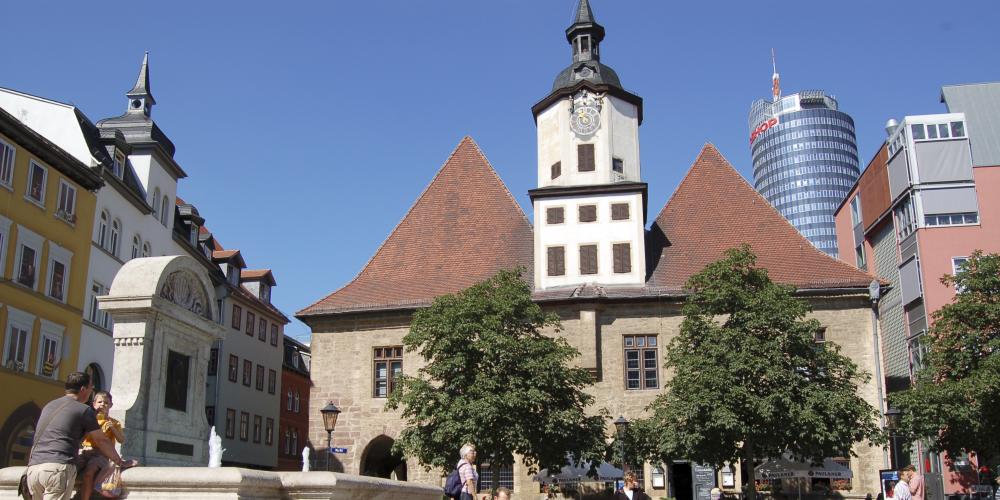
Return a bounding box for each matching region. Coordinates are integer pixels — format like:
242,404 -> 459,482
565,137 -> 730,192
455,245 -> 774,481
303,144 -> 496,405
443,463 -> 468,499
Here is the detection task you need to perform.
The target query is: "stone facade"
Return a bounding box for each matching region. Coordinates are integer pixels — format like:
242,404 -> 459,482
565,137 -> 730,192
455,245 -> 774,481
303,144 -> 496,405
306,293 -> 884,500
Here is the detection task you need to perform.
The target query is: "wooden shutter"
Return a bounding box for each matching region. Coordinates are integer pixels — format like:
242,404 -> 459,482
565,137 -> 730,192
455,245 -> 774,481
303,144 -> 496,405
547,247 -> 565,276
546,207 -> 564,224
578,205 -> 597,222
611,203 -> 630,221
551,161 -> 561,179
580,245 -> 598,275
613,243 -> 631,273
577,144 -> 595,172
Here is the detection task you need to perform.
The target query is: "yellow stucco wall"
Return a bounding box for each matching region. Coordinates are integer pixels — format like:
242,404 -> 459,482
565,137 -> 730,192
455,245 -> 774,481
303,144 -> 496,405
0,129 -> 98,466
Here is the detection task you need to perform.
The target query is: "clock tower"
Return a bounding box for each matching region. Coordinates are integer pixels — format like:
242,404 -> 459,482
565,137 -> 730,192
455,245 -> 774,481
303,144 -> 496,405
530,0 -> 647,291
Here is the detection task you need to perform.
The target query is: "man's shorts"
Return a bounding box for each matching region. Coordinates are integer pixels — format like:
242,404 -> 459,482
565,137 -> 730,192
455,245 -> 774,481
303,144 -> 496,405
26,462 -> 77,500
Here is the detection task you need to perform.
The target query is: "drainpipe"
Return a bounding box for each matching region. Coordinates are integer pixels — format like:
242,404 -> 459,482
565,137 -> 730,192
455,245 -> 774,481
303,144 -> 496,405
868,280 -> 889,469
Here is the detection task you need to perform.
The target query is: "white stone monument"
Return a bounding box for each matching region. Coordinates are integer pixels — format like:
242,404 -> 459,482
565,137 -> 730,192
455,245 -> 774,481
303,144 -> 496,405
99,255 -> 226,466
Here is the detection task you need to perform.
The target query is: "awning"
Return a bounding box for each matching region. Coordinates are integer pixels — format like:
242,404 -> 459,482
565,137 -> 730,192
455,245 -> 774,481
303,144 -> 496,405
755,458 -> 853,480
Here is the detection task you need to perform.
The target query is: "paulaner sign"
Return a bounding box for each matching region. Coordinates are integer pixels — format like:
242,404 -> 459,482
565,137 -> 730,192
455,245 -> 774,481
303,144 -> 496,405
750,117 -> 779,144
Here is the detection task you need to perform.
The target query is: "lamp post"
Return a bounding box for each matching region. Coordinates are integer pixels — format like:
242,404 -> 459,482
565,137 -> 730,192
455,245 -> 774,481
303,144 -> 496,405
320,402 -> 341,472
885,408 -> 901,470
614,415 -> 630,475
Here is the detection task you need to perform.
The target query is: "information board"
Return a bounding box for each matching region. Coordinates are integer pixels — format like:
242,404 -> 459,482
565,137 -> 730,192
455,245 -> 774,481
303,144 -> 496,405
692,464 -> 716,500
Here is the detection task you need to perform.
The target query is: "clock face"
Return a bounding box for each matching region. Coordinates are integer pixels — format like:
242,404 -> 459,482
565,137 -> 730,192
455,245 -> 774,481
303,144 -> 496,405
570,106 -> 601,136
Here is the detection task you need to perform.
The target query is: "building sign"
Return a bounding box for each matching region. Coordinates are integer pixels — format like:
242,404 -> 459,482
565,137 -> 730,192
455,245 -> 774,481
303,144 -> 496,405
330,447 -> 348,454
693,464 -> 716,500
750,117 -> 780,144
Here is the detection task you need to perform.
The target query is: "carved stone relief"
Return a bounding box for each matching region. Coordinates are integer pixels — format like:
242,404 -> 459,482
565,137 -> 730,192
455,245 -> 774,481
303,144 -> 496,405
159,270 -> 211,320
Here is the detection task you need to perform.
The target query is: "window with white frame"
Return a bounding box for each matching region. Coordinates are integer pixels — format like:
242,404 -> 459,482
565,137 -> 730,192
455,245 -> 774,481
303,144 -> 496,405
89,282 -> 110,329
14,226 -> 43,290
25,161 -> 47,206
4,307 -> 34,372
160,196 -> 169,226
952,257 -> 969,293
131,235 -> 141,260
37,320 -> 63,379
0,215 -> 11,279
910,121 -> 965,142
0,139 -> 14,188
46,243 -> 72,302
925,213 -> 978,226
151,188 -> 160,220
894,196 -> 916,240
56,181 -> 76,222
109,219 -> 121,256
112,150 -> 125,178
97,211 -> 109,248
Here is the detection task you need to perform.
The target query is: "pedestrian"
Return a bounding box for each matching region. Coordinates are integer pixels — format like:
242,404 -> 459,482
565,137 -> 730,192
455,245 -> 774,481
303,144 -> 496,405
893,468 -> 913,500
24,372 -> 129,500
457,443 -> 478,500
615,472 -> 653,500
491,487 -> 511,500
902,465 -> 923,500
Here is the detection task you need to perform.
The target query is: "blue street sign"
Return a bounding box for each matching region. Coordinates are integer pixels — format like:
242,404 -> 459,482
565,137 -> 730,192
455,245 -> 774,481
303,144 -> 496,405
330,447 -> 348,454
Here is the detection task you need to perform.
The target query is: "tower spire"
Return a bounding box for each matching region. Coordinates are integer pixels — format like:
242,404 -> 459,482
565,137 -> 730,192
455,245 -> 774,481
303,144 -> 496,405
566,0 -> 605,62
126,51 -> 156,117
771,48 -> 781,101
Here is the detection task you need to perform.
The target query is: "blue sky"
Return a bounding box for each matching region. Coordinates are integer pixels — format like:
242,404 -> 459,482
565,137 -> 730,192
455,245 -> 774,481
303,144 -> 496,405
2,1 -> 997,338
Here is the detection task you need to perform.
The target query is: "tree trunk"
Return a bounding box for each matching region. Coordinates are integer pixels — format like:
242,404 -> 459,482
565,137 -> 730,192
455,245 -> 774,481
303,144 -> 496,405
491,460 -> 500,497
743,442 -> 757,500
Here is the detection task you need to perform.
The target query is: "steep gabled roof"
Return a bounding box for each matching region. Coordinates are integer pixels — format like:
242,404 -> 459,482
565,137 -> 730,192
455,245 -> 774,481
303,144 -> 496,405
646,144 -> 875,291
298,137 -> 533,316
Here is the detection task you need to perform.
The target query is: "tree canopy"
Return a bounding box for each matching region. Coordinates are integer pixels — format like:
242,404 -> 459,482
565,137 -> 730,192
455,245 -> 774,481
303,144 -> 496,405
636,245 -> 883,500
387,268 -> 607,488
891,250 -> 1000,479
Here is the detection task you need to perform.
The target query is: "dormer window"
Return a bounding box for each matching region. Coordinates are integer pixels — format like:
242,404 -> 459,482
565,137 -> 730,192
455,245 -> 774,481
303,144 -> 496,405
260,284 -> 271,303
112,150 -> 125,178
227,264 -> 240,286
190,223 -> 199,246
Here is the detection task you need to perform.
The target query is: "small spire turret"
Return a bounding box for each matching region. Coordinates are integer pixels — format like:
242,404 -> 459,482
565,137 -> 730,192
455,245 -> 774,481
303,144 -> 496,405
126,52 -> 155,117
566,0 -> 605,63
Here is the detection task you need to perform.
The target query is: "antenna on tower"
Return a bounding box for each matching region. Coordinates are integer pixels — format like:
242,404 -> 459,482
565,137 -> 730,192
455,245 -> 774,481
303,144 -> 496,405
771,48 -> 781,102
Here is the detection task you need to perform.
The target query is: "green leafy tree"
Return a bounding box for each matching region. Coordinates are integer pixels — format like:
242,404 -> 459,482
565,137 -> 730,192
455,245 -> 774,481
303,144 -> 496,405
637,245 -> 883,500
892,251 -> 1000,485
387,268 -> 607,494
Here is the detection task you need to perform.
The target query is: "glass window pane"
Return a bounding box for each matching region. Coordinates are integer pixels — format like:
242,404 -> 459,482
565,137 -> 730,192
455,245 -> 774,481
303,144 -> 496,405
927,125 -> 938,139
627,357 -> 639,369
624,336 -> 633,347
376,381 -> 387,397
910,124 -> 925,140
938,124 -> 949,138
647,336 -> 656,346
636,337 -> 645,347
644,370 -> 658,388
951,121 -> 965,137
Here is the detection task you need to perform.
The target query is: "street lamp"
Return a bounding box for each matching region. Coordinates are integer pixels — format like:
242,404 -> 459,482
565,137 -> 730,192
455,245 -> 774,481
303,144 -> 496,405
885,408 -> 901,470
320,402 -> 341,472
614,416 -> 630,474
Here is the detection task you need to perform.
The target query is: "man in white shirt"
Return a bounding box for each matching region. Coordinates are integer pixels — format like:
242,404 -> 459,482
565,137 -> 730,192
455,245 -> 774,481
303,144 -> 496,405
893,469 -> 913,500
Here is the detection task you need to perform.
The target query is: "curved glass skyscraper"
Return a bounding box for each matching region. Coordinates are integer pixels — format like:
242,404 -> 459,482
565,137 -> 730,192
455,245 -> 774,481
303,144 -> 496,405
749,90 -> 860,257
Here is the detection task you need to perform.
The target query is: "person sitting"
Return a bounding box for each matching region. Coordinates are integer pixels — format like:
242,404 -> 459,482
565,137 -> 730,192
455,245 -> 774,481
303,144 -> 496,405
615,472 -> 653,500
79,391 -> 136,499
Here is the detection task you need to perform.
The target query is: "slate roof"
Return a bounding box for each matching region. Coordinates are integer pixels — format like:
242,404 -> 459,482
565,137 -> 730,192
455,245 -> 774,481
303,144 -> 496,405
299,142 -> 874,318
645,144 -> 875,291
298,137 -> 534,316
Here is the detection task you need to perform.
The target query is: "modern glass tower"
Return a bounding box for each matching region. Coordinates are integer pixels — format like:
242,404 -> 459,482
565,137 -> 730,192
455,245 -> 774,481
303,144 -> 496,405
749,89 -> 860,257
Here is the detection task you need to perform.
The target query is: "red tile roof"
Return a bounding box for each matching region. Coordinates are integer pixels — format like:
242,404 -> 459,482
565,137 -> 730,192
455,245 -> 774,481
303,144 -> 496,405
646,144 -> 875,291
298,137 -> 534,316
242,269 -> 276,286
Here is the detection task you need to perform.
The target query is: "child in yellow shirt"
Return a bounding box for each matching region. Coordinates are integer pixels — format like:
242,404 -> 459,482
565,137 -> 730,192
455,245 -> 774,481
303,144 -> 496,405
80,392 -> 135,499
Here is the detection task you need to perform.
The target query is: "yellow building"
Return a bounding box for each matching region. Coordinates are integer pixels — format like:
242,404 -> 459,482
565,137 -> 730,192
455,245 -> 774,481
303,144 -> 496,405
0,107 -> 103,466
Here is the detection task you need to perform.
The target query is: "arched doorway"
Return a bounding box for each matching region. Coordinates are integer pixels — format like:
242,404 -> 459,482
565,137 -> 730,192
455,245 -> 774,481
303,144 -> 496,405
0,402 -> 40,467
360,435 -> 407,481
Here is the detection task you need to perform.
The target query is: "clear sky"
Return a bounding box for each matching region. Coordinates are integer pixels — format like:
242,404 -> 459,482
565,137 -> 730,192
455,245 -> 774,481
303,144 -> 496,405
2,1 -> 997,338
